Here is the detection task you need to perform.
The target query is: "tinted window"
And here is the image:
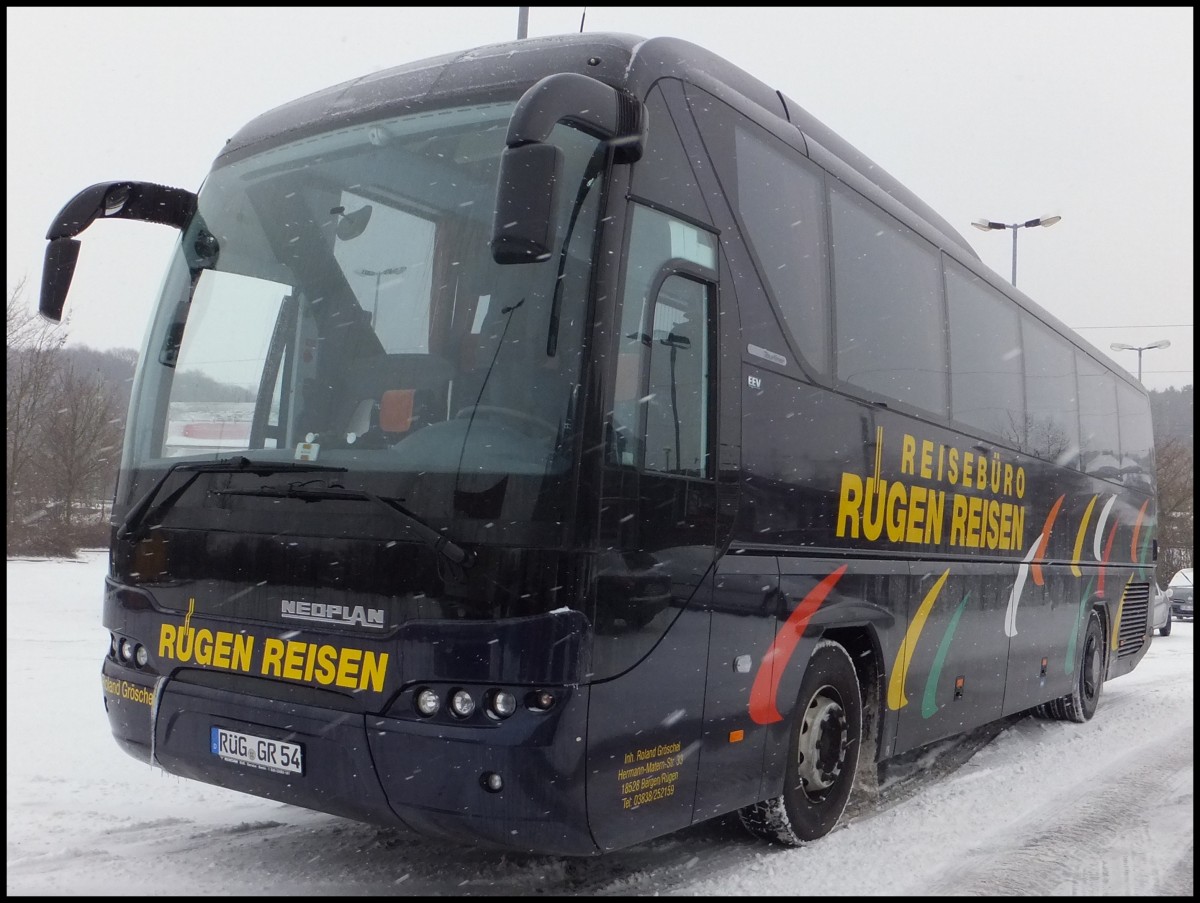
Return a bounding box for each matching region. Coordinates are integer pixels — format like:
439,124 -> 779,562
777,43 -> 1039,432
1076,352 -> 1121,477
1022,317 -> 1079,467
731,126 -> 830,375
1116,380 -> 1154,487
946,261 -> 1025,445
830,185 -> 947,416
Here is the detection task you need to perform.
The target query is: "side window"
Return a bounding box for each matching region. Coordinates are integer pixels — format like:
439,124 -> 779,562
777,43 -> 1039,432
612,205 -> 717,476
830,184 -> 948,417
1076,352 -> 1121,477
1116,380 -> 1154,488
1022,317 -> 1080,467
685,86 -> 830,376
730,125 -> 830,375
946,261 -> 1025,446
643,276 -> 711,475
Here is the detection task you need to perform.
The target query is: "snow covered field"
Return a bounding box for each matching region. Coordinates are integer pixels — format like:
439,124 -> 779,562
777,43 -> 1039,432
7,551 -> 1193,895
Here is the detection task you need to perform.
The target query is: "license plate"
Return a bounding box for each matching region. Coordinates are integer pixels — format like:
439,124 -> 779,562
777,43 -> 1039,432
211,726 -> 304,776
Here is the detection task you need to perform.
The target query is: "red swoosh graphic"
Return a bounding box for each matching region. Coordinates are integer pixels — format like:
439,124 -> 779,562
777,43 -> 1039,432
1098,520 -> 1119,597
1031,495 -> 1065,587
1130,499 -> 1150,562
748,565 -> 846,725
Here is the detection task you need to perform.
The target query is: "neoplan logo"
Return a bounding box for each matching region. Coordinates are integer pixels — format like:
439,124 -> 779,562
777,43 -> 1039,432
281,599 -> 386,629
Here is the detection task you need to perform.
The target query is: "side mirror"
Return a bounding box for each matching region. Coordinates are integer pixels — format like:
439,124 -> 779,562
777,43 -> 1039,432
491,72 -> 644,265
39,181 -> 197,322
491,143 -> 563,265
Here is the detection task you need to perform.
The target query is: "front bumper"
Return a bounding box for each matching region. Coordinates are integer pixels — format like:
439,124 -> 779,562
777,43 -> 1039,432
102,660 -> 599,855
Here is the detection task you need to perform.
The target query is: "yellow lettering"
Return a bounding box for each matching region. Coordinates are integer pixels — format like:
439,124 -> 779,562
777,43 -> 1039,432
304,643 -> 317,682
211,632 -> 231,670
950,494 -> 968,546
966,496 -> 984,547
919,439 -> 934,480
231,634 -> 253,671
282,640 -> 305,680
194,628 -> 213,666
335,647 -> 362,689
863,478 -> 885,542
314,645 -> 338,685
836,472 -> 863,539
359,651 -> 388,693
905,485 -> 926,544
159,624 -> 176,660
886,481 -> 907,543
926,489 -> 944,545
261,637 -> 284,678
948,448 -> 959,484
901,434 -> 916,476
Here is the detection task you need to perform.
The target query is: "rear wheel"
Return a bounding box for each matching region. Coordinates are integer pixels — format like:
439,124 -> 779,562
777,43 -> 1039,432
1040,609 -> 1105,723
1158,615 -> 1172,637
739,640 -> 862,845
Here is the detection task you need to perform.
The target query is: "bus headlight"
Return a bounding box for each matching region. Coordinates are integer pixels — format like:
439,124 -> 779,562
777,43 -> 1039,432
119,638 -> 136,663
415,688 -> 441,717
134,645 -> 149,668
449,689 -> 475,718
487,690 -> 517,719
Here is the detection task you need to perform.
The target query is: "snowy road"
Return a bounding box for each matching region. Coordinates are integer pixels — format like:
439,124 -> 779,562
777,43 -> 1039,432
6,552 -> 1193,896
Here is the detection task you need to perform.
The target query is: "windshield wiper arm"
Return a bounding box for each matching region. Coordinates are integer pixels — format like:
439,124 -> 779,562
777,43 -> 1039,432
117,456 -> 348,542
214,484 -> 474,569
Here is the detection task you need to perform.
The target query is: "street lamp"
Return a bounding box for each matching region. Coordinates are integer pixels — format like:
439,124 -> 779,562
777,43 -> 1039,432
1109,339 -> 1171,382
356,266 -> 407,328
971,215 -> 1061,287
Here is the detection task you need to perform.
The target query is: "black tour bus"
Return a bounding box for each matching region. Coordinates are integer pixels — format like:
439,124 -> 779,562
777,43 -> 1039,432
40,32 -> 1158,856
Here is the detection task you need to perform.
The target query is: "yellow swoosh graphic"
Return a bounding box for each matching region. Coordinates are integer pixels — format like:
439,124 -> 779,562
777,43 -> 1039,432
887,569 -> 949,710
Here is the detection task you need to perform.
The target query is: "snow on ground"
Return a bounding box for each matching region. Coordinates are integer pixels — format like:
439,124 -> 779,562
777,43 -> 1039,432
6,551 -> 1193,895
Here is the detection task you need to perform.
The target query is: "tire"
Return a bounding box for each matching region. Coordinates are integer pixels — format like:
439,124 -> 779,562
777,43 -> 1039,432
1158,615 -> 1172,637
739,640 -> 862,845
1044,609 -> 1105,723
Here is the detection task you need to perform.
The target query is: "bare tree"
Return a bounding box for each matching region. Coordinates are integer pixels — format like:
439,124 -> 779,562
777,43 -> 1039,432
1155,434 -> 1194,583
40,361 -> 125,535
6,280 -> 67,543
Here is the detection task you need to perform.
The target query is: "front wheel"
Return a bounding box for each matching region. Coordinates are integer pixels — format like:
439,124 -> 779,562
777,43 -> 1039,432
739,640 -> 863,845
1158,615 -> 1172,637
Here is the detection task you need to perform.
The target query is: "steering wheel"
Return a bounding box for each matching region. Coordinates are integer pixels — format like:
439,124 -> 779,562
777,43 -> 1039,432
455,404 -> 558,439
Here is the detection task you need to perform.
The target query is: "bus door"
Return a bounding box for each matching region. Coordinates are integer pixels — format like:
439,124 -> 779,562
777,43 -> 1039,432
586,203 -> 721,850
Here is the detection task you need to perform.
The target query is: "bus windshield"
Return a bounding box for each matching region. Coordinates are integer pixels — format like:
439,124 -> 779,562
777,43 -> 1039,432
120,100 -> 605,538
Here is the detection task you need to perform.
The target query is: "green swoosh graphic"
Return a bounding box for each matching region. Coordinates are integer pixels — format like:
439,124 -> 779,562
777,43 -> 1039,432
1066,577 -> 1096,675
921,594 -> 970,719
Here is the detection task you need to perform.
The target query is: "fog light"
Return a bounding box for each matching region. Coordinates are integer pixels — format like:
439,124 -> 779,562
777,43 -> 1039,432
528,690 -> 556,711
415,688 -> 440,717
450,689 -> 475,718
110,634 -> 118,659
488,690 -> 517,719
481,771 -> 503,793
119,638 -> 136,662
135,645 -> 149,668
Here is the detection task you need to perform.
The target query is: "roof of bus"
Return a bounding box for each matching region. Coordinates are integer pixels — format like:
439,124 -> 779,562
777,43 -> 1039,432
214,32 -> 976,259
210,32 -> 1142,388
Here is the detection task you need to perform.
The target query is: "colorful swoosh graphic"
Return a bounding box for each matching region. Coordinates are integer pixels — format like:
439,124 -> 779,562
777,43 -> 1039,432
1005,540 -> 1041,638
920,594 -> 969,718
748,565 -> 846,725
887,569 -> 949,710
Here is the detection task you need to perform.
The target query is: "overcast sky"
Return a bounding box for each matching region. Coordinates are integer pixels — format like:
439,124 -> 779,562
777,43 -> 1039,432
6,6 -> 1193,391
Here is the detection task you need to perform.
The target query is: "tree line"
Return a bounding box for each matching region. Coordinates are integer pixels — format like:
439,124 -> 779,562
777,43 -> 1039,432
6,280 -> 1194,578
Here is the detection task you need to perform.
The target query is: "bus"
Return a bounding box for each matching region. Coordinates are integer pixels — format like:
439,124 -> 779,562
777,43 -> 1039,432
39,32 -> 1159,856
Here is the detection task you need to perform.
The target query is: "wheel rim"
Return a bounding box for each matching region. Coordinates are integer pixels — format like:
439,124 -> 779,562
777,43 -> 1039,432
1082,630 -> 1101,702
795,686 -> 849,799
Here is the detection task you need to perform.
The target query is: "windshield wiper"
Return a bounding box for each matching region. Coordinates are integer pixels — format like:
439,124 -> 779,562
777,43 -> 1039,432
117,456 -> 348,542
213,484 -> 474,569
